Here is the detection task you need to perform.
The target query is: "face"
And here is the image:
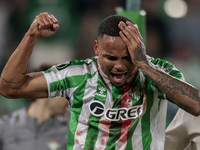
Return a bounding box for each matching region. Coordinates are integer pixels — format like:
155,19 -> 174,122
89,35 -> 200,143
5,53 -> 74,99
94,34 -> 136,87
48,96 -> 69,115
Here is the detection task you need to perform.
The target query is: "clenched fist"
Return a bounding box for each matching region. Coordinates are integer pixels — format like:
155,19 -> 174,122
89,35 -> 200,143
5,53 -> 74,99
28,12 -> 59,38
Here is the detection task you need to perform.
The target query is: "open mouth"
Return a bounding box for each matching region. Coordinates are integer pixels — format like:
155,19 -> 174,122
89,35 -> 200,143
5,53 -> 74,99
111,73 -> 127,82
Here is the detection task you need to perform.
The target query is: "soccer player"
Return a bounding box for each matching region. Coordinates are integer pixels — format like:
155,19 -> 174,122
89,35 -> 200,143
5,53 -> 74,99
0,12 -> 200,150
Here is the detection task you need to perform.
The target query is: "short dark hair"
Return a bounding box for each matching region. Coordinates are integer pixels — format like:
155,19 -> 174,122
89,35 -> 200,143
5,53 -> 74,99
98,15 -> 134,39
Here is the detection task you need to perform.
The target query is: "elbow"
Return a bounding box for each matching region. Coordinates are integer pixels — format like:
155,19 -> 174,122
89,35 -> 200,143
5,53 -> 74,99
0,81 -> 21,99
192,112 -> 200,117
182,103 -> 200,117
196,107 -> 200,117
0,87 -> 18,99
191,104 -> 200,117
0,91 -> 13,99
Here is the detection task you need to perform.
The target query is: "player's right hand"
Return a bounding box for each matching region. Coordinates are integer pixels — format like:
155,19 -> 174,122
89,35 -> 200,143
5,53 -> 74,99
28,12 -> 59,38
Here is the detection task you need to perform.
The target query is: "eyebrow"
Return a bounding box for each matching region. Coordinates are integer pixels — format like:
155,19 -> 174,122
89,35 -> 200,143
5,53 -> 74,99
104,54 -> 130,58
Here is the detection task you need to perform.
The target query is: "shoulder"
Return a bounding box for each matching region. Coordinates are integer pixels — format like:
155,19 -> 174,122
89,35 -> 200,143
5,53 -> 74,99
45,57 -> 98,75
55,57 -> 97,70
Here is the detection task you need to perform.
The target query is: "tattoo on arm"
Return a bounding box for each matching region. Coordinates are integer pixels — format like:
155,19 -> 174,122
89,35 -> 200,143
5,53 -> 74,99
0,70 -> 26,84
134,42 -> 146,61
146,66 -> 199,102
0,75 -> 24,84
142,62 -> 200,115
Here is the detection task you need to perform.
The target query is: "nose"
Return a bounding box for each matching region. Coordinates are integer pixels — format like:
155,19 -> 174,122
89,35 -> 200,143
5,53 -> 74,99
114,60 -> 125,71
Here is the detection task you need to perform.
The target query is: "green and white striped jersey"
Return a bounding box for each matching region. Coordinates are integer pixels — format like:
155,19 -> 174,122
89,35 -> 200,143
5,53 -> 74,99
42,56 -> 184,150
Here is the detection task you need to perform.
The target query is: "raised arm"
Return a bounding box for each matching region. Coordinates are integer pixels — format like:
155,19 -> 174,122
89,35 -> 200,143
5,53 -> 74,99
0,12 -> 59,99
118,21 -> 200,116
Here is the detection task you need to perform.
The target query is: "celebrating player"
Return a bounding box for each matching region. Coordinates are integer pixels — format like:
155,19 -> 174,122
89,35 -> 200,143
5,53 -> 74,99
0,12 -> 200,150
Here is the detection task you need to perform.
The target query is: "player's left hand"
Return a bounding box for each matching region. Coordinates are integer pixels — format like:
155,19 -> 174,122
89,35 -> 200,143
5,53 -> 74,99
118,21 -> 147,68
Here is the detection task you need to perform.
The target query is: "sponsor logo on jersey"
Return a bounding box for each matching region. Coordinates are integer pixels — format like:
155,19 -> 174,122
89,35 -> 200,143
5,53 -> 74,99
89,101 -> 143,121
95,86 -> 106,97
89,101 -> 105,117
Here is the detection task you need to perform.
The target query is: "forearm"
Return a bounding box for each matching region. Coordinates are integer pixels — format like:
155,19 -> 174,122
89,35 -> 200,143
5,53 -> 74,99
0,33 -> 38,92
0,12 -> 59,99
118,21 -> 200,115
140,62 -> 200,116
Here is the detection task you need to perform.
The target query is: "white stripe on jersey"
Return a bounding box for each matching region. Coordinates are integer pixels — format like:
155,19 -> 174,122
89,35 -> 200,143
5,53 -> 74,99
65,87 -> 77,107
131,71 -> 146,150
72,72 -> 98,150
58,61 -> 97,78
95,84 -> 113,150
152,100 -> 167,150
73,123 -> 89,150
150,86 -> 167,150
132,120 -> 143,149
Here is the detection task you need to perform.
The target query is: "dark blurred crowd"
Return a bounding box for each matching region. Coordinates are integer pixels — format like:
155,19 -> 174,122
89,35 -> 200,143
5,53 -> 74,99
0,0 -> 199,127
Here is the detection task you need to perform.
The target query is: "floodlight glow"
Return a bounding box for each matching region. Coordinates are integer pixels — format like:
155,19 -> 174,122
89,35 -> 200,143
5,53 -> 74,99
164,0 -> 188,18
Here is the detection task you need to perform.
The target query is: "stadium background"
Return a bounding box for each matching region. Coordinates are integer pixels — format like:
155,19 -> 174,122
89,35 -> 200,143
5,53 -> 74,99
0,0 -> 199,127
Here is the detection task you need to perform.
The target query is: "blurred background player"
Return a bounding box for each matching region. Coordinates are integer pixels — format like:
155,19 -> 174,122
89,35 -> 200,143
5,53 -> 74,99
0,64 -> 70,150
165,108 -> 200,150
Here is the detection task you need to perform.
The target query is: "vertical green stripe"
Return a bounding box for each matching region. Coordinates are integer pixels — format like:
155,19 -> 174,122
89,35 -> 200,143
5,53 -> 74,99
67,74 -> 97,150
125,74 -> 143,150
50,80 -> 64,93
131,73 -> 144,106
84,73 -> 107,150
125,118 -> 139,150
67,76 -> 87,150
67,72 -> 97,150
141,77 -> 154,150
105,86 -> 123,150
50,75 -> 85,94
83,115 -> 101,150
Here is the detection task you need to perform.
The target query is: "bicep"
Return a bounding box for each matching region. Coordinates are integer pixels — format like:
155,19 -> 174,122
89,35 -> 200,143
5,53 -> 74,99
18,72 -> 48,99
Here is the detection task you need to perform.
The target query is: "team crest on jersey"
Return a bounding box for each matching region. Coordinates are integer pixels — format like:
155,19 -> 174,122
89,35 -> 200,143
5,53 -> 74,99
47,140 -> 60,150
132,87 -> 142,101
89,100 -> 143,121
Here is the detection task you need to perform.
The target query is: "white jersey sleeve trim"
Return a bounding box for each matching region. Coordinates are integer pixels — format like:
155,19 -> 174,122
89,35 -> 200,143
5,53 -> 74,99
42,65 -> 63,98
42,71 -> 51,98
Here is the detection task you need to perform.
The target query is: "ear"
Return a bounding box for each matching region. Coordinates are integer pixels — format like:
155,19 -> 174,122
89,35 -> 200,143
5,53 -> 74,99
94,40 -> 99,56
